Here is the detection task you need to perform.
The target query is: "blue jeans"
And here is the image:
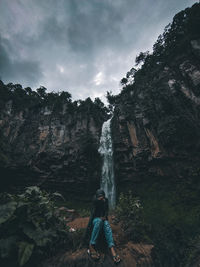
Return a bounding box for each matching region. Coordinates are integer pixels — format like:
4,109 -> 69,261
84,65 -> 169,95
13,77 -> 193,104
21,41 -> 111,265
89,218 -> 115,248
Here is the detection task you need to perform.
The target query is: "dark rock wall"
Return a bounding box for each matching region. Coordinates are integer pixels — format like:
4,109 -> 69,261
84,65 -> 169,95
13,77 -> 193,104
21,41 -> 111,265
111,4 -> 200,195
112,54 -> 200,194
0,98 -> 106,200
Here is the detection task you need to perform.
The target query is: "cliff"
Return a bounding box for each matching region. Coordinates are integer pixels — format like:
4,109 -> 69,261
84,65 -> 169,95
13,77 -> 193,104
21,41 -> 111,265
111,3 -> 200,266
0,84 -> 108,200
112,3 -> 200,192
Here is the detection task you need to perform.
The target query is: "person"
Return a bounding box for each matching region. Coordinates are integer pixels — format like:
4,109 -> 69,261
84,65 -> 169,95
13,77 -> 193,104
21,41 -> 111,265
85,189 -> 121,263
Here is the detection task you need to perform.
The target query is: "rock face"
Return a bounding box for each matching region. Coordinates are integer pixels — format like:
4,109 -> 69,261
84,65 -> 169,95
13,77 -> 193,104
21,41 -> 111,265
111,3 -> 200,195
0,90 -> 107,200
112,58 -> 200,193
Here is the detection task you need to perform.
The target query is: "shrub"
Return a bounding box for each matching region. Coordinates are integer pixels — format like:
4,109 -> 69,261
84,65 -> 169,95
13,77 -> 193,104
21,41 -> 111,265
116,191 -> 151,242
0,186 -> 71,267
69,228 -> 86,251
182,235 -> 200,267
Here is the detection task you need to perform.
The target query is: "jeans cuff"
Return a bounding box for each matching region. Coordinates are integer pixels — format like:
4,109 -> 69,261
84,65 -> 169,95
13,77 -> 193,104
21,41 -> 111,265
108,242 -> 115,248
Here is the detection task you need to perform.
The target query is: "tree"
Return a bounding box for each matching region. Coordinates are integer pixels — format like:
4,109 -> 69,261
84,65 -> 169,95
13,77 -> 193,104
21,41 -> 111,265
36,86 -> 47,98
120,77 -> 128,86
126,68 -> 137,79
135,51 -> 149,66
25,87 -> 33,95
59,91 -> 72,102
106,91 -> 116,105
94,97 -> 105,109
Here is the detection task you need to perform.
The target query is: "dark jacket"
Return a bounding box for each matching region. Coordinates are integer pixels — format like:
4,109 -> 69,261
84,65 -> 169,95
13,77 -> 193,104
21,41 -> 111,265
83,195 -> 109,246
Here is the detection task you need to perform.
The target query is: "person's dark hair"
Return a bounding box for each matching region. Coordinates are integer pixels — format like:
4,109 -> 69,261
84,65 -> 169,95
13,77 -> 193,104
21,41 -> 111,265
96,189 -> 105,198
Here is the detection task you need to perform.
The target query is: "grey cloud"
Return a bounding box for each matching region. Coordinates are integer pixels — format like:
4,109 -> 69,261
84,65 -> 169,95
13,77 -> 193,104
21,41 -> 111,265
0,36 -> 43,86
41,17 -> 68,44
0,0 -> 197,100
0,39 -> 12,78
66,0 -> 124,53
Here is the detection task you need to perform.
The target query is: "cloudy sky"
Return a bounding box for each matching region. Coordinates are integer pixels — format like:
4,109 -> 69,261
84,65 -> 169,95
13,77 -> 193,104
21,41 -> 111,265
0,0 -> 197,101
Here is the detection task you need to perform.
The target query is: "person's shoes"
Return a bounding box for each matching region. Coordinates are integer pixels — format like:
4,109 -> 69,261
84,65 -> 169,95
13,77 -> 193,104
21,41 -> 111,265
112,254 -> 121,264
87,249 -> 100,261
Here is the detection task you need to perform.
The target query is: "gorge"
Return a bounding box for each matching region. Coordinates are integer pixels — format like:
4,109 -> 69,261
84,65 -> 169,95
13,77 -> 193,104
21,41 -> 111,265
0,2 -> 200,266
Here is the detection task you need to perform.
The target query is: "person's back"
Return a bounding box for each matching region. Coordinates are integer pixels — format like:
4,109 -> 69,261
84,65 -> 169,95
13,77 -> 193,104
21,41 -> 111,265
92,193 -> 108,219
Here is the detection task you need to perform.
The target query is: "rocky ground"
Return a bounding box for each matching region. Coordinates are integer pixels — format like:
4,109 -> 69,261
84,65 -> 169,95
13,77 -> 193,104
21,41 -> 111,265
42,215 -> 153,267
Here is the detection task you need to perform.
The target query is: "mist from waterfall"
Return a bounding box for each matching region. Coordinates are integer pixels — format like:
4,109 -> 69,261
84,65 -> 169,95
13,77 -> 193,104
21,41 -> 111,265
98,118 -> 116,209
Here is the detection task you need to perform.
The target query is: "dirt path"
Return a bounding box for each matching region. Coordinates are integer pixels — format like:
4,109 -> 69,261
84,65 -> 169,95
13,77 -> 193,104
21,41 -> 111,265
43,216 -> 154,267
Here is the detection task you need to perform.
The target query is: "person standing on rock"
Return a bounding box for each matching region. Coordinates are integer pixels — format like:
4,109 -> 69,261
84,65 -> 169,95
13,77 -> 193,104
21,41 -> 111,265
85,189 -> 121,263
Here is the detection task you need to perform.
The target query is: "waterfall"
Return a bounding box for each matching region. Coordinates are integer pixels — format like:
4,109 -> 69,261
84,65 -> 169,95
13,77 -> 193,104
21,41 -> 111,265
98,118 -> 116,209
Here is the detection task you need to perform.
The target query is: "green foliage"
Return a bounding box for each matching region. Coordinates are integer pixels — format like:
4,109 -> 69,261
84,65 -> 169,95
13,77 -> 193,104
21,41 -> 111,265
184,235 -> 200,267
116,191 -> 151,242
78,208 -> 90,217
0,201 -> 17,224
0,236 -> 17,258
70,228 -> 86,251
120,67 -> 137,87
135,51 -> 150,66
115,173 -> 200,266
126,68 -> 137,79
43,90 -> 73,112
36,86 -> 47,98
57,199 -> 90,217
106,91 -> 116,105
115,2 -> 200,100
120,77 -> 128,86
94,97 -> 105,111
0,186 -> 71,266
18,242 -> 34,267
133,170 -> 200,267
74,97 -> 109,125
0,80 -> 108,122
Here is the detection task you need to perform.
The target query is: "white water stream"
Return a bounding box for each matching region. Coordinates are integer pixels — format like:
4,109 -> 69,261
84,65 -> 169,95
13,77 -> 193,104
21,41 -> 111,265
98,118 -> 116,209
